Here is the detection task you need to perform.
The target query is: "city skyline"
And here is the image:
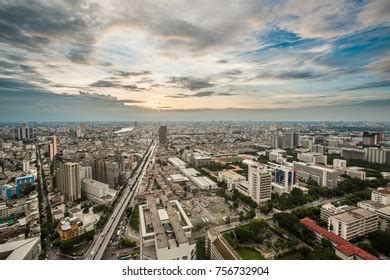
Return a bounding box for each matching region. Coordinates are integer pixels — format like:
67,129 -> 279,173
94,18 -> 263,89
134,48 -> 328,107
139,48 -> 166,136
0,0 -> 389,121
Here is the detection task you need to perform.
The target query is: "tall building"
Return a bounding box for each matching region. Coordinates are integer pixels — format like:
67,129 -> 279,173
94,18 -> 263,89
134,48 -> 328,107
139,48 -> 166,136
48,136 -> 58,161
139,196 -> 195,260
247,162 -> 271,205
14,123 -> 33,140
272,165 -> 296,193
365,147 -> 389,164
363,131 -> 383,147
91,159 -> 120,188
159,125 -> 167,145
281,132 -> 299,149
57,162 -> 81,202
76,123 -> 87,138
22,160 -> 30,172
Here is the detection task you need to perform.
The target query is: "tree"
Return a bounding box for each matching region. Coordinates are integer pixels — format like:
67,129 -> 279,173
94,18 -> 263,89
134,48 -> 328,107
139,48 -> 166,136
368,231 -> 390,256
225,216 -> 231,225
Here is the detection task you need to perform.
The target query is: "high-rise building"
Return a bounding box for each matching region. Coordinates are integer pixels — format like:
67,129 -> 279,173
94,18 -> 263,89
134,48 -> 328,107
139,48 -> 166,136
247,162 -> 271,205
363,131 -> 383,147
22,160 -> 30,172
14,123 -> 33,140
364,147 -> 389,164
56,162 -> 81,202
159,125 -> 167,145
76,123 -> 87,138
48,136 -> 57,161
272,165 -> 296,193
91,159 -> 120,188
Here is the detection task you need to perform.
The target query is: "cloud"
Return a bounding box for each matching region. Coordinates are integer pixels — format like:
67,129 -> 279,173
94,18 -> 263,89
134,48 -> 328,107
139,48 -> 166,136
257,70 -> 322,80
89,80 -> 145,91
341,80 -> 390,91
167,90 -> 236,98
115,70 -> 152,77
168,76 -> 214,90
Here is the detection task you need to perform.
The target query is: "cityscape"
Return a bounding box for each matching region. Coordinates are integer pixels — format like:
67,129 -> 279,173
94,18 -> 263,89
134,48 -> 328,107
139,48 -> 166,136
0,0 -> 389,264
0,122 -> 389,260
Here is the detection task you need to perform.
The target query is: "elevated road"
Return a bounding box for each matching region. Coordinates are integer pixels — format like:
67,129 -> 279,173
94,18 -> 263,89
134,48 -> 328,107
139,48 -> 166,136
86,140 -> 156,260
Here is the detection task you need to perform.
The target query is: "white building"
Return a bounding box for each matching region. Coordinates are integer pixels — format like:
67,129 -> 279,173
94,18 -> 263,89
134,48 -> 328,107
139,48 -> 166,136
329,208 -> 378,241
272,165 -> 296,194
81,178 -> 117,205
298,152 -> 327,165
139,196 -> 195,260
294,161 -> 338,188
269,152 -> 286,164
371,187 -> 390,205
218,170 -> 246,191
247,162 -> 271,205
0,237 -> 41,260
168,157 -> 187,169
333,159 -> 347,169
364,147 -> 389,164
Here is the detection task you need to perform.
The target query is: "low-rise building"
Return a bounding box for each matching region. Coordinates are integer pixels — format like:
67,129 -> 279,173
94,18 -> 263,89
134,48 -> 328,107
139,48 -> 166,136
218,170 -> 246,191
371,187 -> 390,205
329,208 -> 379,241
81,178 -> 117,205
0,237 -> 41,260
298,152 -> 327,165
139,196 -> 195,260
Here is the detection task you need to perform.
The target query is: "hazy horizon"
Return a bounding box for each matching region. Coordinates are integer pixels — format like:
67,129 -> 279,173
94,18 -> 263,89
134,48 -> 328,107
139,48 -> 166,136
0,0 -> 389,121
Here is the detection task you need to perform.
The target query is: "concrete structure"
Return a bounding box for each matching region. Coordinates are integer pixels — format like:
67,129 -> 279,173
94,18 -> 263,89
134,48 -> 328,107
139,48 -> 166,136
312,144 -> 325,154
168,157 -> 187,169
81,178 -> 117,205
365,147 -> 389,164
371,187 -> 390,205
159,126 -> 167,145
218,170 -> 246,191
139,196 -> 195,260
320,203 -> 356,222
375,205 -> 390,232
56,162 -> 81,202
298,152 -> 327,165
294,161 -> 338,188
329,208 -> 378,241
22,160 -> 30,172
269,151 -> 286,164
272,165 -> 296,193
48,136 -> 58,161
246,162 -> 271,205
300,218 -> 377,260
333,159 -> 347,169
341,148 -> 365,160
91,159 -> 120,188
0,237 -> 41,260
14,123 -> 33,140
206,229 -> 241,260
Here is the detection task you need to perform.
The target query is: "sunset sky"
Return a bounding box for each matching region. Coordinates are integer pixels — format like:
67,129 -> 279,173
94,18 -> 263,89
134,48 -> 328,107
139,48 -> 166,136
0,0 -> 389,121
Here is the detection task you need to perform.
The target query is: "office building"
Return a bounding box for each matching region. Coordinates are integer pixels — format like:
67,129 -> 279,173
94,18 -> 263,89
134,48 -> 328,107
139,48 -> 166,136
294,161 -> 338,188
159,126 -> 167,145
363,131 -> 383,147
272,165 -> 296,193
56,162 -> 81,202
371,187 -> 390,205
329,208 -> 378,241
14,123 -> 33,140
333,159 -> 347,169
298,152 -> 327,165
341,148 -> 365,160
139,196 -> 195,260
365,147 -> 389,164
48,136 -> 58,161
320,203 -> 355,222
91,159 -> 120,188
247,162 -> 271,205
81,178 -> 117,205
0,237 -> 41,260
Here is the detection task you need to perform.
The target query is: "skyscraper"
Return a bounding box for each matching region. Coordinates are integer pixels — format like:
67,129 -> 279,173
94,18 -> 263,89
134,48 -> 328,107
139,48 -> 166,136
248,163 -> 271,205
14,123 -> 33,140
48,136 -> 57,161
57,162 -> 81,202
159,125 -> 167,145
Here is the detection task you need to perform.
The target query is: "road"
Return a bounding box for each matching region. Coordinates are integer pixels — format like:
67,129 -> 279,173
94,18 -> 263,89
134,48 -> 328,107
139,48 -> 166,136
86,140 -> 156,260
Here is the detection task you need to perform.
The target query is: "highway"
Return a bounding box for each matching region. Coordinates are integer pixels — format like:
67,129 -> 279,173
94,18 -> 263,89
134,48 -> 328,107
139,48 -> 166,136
86,140 -> 156,260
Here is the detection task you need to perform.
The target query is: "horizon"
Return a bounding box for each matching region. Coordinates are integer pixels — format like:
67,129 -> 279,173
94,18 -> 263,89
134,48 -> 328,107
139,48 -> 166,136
0,0 -> 389,121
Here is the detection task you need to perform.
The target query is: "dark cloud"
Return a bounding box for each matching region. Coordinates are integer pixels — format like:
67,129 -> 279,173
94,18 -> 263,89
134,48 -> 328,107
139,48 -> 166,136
168,76 -> 213,90
89,80 -> 145,91
257,70 -> 322,80
221,69 -> 242,76
167,91 -> 235,98
341,80 -> 390,91
115,70 -> 152,77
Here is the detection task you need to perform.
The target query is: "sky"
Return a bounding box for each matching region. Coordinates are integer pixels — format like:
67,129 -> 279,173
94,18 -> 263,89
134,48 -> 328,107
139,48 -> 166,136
0,0 -> 389,121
